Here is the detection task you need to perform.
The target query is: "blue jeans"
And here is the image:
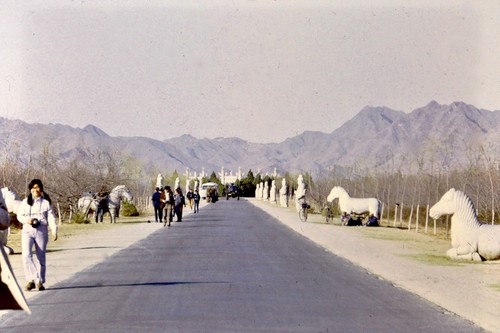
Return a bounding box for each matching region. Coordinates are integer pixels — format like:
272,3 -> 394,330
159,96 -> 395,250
22,224 -> 49,284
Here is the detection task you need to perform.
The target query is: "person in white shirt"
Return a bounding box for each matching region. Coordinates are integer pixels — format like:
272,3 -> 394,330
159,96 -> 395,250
17,179 -> 58,291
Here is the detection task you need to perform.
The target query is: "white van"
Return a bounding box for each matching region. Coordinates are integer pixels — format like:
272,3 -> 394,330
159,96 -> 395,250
199,182 -> 218,199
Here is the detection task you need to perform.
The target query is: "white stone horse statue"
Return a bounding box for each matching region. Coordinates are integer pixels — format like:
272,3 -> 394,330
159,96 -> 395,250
0,187 -> 22,254
107,185 -> 133,223
327,186 -> 382,219
429,188 -> 500,261
78,185 -> 133,223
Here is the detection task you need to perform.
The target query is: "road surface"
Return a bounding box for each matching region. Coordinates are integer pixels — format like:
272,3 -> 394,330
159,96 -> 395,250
0,200 -> 482,332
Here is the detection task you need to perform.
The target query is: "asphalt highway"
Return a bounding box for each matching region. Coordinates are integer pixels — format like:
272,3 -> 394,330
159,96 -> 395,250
0,199 -> 483,332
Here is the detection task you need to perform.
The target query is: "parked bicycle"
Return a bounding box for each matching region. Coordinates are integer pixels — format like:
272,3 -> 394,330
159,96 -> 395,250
324,205 -> 333,223
298,195 -> 309,222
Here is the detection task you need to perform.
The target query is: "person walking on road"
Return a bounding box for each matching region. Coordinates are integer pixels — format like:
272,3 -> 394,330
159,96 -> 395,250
186,188 -> 194,210
161,186 -> 174,227
174,188 -> 185,222
16,179 -> 58,291
151,187 -> 163,223
193,189 -> 200,213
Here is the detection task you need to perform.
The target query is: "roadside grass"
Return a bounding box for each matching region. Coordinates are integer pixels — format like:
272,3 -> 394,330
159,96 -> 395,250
489,284 -> 500,292
286,205 -> 470,267
398,253 -> 464,266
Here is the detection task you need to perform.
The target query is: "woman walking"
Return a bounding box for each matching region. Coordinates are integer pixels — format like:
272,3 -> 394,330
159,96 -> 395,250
17,179 -> 58,291
174,188 -> 185,222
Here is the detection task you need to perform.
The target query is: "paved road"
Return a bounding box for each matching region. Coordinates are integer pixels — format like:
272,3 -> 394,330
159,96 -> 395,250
0,200 -> 483,332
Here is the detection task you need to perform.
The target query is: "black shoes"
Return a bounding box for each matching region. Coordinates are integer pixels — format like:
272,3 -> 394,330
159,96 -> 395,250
25,281 -> 35,291
25,281 -> 45,291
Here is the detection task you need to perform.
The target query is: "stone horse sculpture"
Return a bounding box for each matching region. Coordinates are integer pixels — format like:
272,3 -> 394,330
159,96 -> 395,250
0,188 -> 22,254
78,185 -> 133,223
327,186 -> 382,220
106,185 -> 133,223
429,188 -> 500,261
0,188 -> 30,312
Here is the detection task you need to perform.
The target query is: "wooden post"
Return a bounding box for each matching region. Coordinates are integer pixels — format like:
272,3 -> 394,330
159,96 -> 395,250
415,204 -> 419,233
424,205 -> 429,233
408,205 -> 413,231
380,202 -> 385,224
399,203 -> 404,228
393,204 -> 398,227
445,215 -> 449,239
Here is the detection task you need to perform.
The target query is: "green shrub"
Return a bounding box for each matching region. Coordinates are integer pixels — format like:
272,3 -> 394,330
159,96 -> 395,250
72,212 -> 90,224
121,201 -> 139,216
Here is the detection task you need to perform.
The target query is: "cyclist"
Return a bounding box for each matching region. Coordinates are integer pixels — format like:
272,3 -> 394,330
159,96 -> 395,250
297,194 -> 308,222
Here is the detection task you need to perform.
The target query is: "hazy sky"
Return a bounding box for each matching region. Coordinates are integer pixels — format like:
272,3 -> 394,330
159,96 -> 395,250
1,1 -> 499,143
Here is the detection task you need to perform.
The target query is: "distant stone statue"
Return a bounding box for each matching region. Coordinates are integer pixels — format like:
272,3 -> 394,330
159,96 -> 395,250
263,181 -> 269,200
260,182 -> 264,200
280,178 -> 288,207
327,186 -> 381,220
270,180 -> 276,204
174,177 -> 180,190
194,180 -> 199,190
156,173 -> 164,189
430,188 -> 500,261
255,183 -> 260,199
0,187 -> 20,255
295,174 -> 306,212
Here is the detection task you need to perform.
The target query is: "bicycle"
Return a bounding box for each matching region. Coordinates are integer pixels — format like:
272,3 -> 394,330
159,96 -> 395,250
299,202 -> 309,222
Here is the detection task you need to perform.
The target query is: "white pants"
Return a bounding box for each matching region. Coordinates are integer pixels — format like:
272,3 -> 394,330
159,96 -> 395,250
22,224 -> 49,284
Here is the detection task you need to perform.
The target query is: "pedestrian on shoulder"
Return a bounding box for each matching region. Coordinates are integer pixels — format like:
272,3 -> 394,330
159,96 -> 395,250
151,187 -> 163,222
94,188 -> 108,223
16,179 -> 58,291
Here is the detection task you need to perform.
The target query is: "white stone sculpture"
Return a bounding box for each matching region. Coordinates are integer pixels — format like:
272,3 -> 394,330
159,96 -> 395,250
174,177 -> 180,190
0,187 -> 20,254
260,182 -> 264,200
295,174 -> 306,212
327,186 -> 381,219
270,180 -> 276,204
263,181 -> 269,200
430,188 -> 500,261
156,173 -> 164,189
279,178 -> 288,207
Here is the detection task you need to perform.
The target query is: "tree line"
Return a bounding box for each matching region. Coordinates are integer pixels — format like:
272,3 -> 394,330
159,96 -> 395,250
2,145 -> 498,230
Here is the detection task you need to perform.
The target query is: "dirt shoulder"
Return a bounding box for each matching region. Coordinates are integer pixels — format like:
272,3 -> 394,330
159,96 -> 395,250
248,198 -> 500,333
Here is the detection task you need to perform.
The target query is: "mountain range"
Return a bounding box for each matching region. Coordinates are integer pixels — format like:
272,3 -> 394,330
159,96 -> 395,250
1,101 -> 499,177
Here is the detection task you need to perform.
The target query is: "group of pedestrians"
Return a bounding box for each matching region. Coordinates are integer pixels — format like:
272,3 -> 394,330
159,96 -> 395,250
151,186 -> 201,227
